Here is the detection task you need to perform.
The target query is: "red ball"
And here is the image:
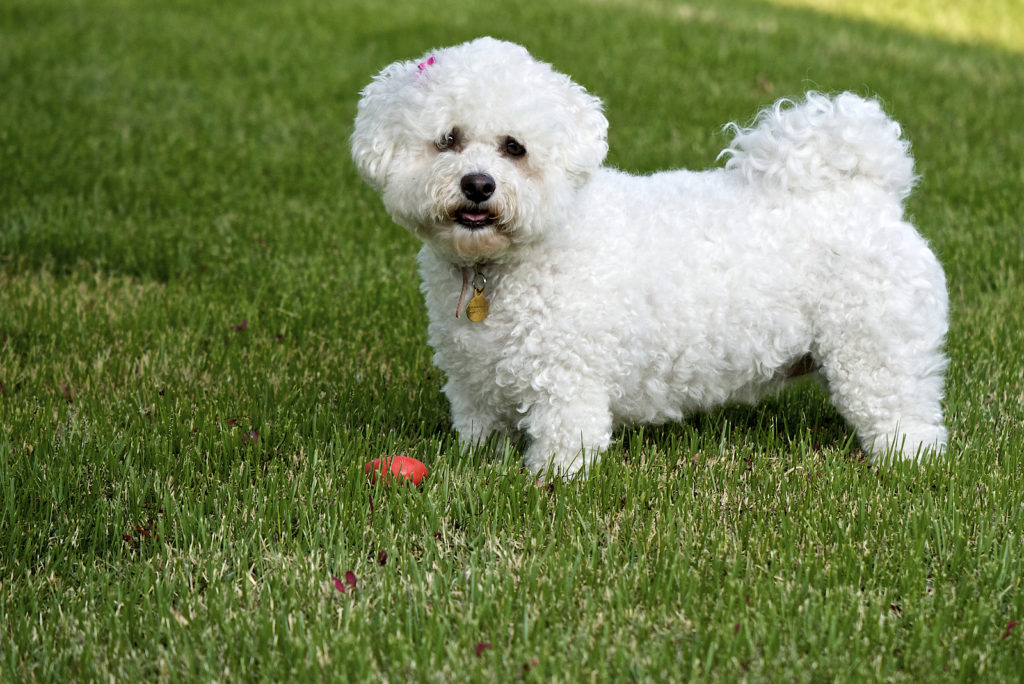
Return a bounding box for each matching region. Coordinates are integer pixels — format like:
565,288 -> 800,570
364,456 -> 428,485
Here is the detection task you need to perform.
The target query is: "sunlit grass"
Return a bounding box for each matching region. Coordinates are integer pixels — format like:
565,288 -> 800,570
766,0 -> 1024,52
584,0 -> 1023,52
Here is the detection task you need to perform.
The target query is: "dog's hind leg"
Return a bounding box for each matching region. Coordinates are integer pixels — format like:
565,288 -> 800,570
819,348 -> 947,461
812,269 -> 948,460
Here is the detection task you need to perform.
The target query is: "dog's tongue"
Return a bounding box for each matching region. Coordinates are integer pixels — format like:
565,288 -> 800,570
461,212 -> 488,222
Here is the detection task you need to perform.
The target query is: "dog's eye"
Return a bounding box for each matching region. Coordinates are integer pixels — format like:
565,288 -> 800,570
435,129 -> 459,152
503,137 -> 526,158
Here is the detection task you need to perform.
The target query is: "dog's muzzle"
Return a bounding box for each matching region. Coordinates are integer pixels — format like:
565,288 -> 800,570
460,173 -> 495,203
453,173 -> 498,229
454,209 -> 496,229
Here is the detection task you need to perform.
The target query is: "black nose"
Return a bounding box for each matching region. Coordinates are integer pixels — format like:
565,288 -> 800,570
460,173 -> 496,203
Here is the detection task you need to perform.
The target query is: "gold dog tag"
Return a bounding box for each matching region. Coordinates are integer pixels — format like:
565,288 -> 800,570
466,288 -> 489,322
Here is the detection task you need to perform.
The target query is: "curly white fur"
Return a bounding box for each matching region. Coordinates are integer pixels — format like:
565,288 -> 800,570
352,37 -> 948,478
721,91 -> 917,199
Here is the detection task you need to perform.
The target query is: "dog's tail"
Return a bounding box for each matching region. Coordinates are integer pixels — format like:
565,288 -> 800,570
720,92 -> 916,199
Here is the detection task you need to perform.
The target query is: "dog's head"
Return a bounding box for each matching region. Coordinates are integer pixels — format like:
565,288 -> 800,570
351,37 -> 608,263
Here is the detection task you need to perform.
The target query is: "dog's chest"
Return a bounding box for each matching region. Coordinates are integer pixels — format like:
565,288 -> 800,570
425,269 -> 554,375
433,284 -> 529,359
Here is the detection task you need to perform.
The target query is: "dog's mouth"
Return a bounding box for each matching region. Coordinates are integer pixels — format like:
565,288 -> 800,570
453,209 -> 497,230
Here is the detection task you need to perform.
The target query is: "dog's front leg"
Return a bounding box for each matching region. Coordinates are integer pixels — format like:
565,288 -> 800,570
449,407 -> 500,446
446,384 -> 515,453
522,392 -> 613,479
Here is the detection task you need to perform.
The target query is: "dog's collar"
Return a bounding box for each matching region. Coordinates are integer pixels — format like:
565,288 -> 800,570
454,264 -> 490,322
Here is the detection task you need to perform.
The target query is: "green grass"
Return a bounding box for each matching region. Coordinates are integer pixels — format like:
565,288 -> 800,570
2,0 -> 1023,680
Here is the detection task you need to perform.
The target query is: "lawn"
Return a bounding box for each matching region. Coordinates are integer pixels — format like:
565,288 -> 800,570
2,0 -> 1023,680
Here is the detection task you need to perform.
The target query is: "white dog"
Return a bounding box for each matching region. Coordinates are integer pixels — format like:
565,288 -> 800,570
351,37 -> 948,478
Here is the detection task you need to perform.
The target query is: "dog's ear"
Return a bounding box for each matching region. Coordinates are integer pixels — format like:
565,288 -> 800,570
350,60 -> 420,191
561,83 -> 609,186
